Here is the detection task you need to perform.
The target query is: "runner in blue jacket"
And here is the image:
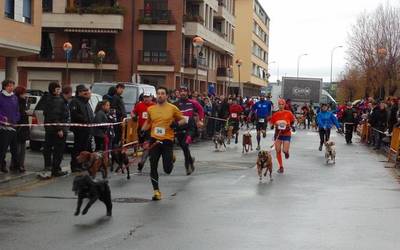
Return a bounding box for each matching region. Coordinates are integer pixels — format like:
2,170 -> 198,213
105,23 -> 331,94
316,103 -> 341,151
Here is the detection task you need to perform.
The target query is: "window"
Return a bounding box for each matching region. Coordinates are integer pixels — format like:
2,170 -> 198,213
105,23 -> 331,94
252,63 -> 267,79
42,0 -> 53,12
23,0 -> 32,23
5,0 -> 14,19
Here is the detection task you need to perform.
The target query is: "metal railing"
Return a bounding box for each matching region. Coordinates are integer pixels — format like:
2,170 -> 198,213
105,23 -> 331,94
138,50 -> 174,65
139,9 -> 174,24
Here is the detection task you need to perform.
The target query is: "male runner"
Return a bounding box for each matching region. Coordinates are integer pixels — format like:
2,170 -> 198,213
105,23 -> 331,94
250,93 -> 273,150
175,87 -> 204,175
270,99 -> 296,174
227,98 -> 243,144
131,92 -> 155,172
141,87 -> 186,200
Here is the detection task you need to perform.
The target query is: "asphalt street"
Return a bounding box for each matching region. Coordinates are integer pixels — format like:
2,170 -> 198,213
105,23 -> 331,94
1,129 -> 400,250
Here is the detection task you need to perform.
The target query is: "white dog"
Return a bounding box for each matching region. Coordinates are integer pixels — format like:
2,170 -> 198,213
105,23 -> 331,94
324,141 -> 336,164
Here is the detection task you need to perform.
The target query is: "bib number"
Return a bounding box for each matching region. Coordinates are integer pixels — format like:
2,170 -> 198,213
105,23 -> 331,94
231,113 -> 238,119
154,127 -> 166,136
142,112 -> 148,119
276,120 -> 288,130
258,118 -> 265,123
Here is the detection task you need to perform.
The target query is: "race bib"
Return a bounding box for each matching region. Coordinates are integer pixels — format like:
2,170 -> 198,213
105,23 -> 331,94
142,112 -> 148,119
276,120 -> 288,130
258,118 -> 265,123
154,127 -> 166,136
231,113 -> 238,119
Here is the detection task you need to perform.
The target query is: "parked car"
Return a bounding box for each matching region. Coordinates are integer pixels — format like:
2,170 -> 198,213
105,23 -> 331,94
91,82 -> 156,114
29,92 -> 101,151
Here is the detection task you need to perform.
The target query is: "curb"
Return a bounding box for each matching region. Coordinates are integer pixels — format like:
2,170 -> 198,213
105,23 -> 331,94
0,172 -> 39,190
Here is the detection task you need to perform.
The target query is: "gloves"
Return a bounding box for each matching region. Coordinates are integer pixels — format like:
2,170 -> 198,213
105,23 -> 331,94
185,135 -> 192,145
170,121 -> 179,130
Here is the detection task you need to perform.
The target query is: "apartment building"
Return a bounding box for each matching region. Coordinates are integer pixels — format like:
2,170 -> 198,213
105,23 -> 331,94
133,0 -> 236,95
0,0 -> 42,83
18,0 -> 134,90
234,0 -> 270,96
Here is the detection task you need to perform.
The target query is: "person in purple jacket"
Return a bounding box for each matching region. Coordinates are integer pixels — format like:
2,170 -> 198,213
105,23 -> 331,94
0,80 -> 20,173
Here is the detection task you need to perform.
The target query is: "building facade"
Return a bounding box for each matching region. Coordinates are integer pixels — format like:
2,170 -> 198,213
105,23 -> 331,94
133,0 -> 236,95
18,0 -> 134,90
234,0 -> 270,97
0,0 -> 42,83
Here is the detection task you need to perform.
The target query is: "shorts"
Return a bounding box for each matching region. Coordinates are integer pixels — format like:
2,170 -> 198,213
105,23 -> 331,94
276,135 -> 291,142
256,122 -> 267,131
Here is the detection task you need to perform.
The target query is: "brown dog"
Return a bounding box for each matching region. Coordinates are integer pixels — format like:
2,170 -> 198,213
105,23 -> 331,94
256,150 -> 273,181
242,132 -> 253,153
324,141 -> 336,164
76,151 -> 108,179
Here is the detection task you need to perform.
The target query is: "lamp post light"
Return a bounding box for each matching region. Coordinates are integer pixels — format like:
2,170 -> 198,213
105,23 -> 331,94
193,36 -> 204,92
269,61 -> 280,85
297,53 -> 308,78
63,42 -> 72,85
235,59 -> 242,97
330,45 -> 343,85
97,50 -> 106,82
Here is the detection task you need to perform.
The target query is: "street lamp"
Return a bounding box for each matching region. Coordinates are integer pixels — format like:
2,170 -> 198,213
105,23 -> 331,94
236,59 -> 243,97
330,45 -> 343,85
297,53 -> 308,78
193,36 -> 204,92
97,50 -> 106,82
63,42 -> 72,85
269,61 -> 280,84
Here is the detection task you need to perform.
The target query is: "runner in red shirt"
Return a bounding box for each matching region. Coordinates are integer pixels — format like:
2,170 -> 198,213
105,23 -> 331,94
270,99 -> 296,174
131,92 -> 155,172
228,98 -> 243,144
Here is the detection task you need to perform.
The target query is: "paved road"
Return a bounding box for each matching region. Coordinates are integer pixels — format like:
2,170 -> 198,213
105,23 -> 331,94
1,130 -> 400,250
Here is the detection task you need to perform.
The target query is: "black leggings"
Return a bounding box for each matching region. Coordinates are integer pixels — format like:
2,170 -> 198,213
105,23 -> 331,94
176,132 -> 194,169
319,128 -> 331,145
149,139 -> 174,190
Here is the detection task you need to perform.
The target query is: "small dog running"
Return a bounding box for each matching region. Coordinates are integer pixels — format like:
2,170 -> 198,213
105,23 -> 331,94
324,141 -> 336,164
72,175 -> 112,216
242,131 -> 253,153
256,150 -> 273,181
213,132 -> 226,151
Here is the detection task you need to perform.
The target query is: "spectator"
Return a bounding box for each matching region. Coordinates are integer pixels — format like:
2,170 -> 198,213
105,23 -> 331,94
203,97 -> 215,138
14,86 -> 30,173
111,83 -> 126,145
70,85 -> 94,172
388,98 -> 399,134
43,82 -> 68,177
93,100 -> 111,151
103,86 -> 115,102
341,102 -> 358,144
0,80 -> 20,173
369,101 -> 388,150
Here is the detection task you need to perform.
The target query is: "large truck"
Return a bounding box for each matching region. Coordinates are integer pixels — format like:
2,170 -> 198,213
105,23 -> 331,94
267,77 -> 336,111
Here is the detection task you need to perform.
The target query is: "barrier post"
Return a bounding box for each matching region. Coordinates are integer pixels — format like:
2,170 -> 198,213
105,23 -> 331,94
388,127 -> 400,164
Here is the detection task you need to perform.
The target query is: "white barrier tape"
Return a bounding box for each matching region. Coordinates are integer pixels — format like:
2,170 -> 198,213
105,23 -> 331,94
0,121 -> 123,128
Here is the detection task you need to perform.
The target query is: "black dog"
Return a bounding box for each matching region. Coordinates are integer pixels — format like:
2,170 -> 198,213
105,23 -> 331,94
72,175 -> 112,216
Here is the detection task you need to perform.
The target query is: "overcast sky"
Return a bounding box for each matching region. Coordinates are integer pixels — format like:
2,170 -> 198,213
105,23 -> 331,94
260,0 -> 399,83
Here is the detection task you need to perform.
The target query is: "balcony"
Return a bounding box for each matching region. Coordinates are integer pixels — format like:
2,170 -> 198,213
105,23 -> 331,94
137,50 -> 175,72
18,47 -> 118,70
216,2 -> 235,25
183,22 -> 235,54
42,12 -> 124,31
183,14 -> 204,24
138,10 -> 176,31
187,0 -> 219,10
216,66 -> 233,81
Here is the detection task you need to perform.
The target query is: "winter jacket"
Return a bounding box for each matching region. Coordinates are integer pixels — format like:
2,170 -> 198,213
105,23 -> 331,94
176,98 -> 205,120
0,90 -> 20,125
369,107 -> 388,130
92,110 -> 109,138
111,94 -> 126,121
43,94 -> 68,133
69,96 -> 94,133
316,111 -> 341,129
16,97 -> 30,142
341,107 -> 357,124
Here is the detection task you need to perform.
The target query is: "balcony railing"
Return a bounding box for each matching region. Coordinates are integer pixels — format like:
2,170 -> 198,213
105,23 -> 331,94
184,54 -> 208,70
65,5 -> 125,15
139,50 -> 174,65
139,10 -> 174,24
20,47 -> 118,64
183,14 -> 204,24
217,67 -> 233,77
213,28 -> 225,38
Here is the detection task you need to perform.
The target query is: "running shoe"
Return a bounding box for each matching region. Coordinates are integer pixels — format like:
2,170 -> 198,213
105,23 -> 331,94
319,145 -> 323,151
152,190 -> 162,201
277,167 -> 284,173
173,154 -> 176,163
256,145 -> 260,151
262,132 -> 267,138
186,157 -> 195,175
284,152 -> 289,159
137,162 -> 144,172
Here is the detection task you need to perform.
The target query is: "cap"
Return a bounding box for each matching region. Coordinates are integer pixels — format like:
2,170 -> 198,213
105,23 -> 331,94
143,92 -> 152,97
76,84 -> 89,93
